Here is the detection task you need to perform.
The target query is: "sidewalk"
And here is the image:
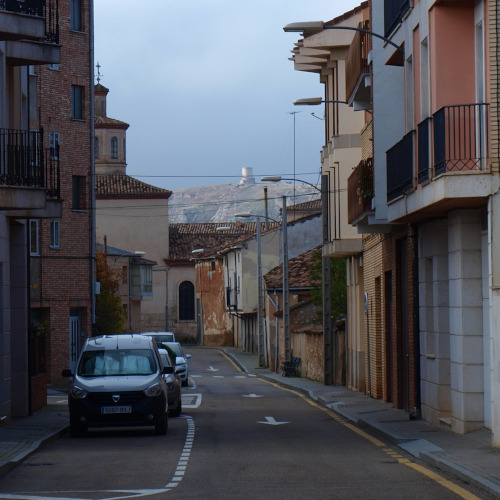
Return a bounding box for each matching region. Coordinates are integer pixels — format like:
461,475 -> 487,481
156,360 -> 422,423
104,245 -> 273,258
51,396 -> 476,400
222,346 -> 500,499
0,388 -> 69,478
2,349 -> 500,499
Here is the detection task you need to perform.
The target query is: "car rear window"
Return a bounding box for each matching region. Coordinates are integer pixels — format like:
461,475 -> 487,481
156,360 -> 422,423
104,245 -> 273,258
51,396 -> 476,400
78,349 -> 157,377
150,334 -> 174,343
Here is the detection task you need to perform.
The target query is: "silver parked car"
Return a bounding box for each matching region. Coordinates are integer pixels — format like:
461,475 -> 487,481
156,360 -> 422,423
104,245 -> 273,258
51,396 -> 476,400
140,331 -> 176,344
163,342 -> 191,387
62,334 -> 171,437
158,348 -> 181,417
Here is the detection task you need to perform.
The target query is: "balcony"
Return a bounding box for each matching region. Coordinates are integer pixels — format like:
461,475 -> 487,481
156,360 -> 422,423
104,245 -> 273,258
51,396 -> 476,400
384,0 -> 411,38
0,0 -> 59,43
386,130 -> 414,202
348,158 -> 373,224
0,128 -> 60,210
345,21 -> 371,110
387,103 -> 492,223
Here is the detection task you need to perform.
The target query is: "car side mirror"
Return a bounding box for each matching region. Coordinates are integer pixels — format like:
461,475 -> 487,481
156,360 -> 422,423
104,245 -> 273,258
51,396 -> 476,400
163,366 -> 174,374
61,369 -> 73,378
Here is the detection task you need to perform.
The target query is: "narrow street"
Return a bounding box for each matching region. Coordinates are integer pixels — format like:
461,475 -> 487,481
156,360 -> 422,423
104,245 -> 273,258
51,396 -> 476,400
0,348 -> 492,500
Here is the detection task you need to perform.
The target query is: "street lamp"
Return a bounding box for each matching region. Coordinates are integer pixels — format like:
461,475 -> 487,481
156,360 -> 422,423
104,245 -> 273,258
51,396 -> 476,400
237,199 -> 290,366
283,21 -> 405,55
262,175 -> 333,385
234,213 -> 269,367
293,98 -> 348,106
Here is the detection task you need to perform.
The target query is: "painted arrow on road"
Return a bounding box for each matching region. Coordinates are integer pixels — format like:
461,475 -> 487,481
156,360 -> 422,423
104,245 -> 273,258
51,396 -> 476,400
207,366 -> 219,372
258,416 -> 289,425
243,394 -> 263,398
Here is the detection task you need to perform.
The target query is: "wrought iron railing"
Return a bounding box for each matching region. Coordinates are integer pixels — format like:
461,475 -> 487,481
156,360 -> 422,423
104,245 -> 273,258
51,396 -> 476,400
386,130 -> 414,202
348,158 -> 373,223
345,21 -> 371,103
433,103 -> 490,176
384,0 -> 411,38
417,117 -> 431,183
0,0 -> 59,43
0,128 -> 60,199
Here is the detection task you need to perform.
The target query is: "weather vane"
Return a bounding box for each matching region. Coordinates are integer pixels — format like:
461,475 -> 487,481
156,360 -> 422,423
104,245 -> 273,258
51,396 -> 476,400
96,62 -> 102,84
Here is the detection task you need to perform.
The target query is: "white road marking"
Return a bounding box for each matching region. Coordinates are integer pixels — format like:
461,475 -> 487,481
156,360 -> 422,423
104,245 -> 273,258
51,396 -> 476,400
182,393 -> 202,408
243,394 -> 263,398
0,417 -> 197,500
207,366 -> 219,372
257,416 -> 289,426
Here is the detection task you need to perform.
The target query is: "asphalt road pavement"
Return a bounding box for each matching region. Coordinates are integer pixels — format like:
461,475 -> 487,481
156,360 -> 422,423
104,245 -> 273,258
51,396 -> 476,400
0,347 -> 492,500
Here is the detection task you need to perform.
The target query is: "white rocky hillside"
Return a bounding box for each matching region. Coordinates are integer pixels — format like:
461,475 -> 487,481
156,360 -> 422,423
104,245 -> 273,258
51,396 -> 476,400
168,168 -> 320,223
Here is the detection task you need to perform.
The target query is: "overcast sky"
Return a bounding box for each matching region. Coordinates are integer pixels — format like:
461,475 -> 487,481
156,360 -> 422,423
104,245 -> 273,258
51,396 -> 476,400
94,0 -> 362,192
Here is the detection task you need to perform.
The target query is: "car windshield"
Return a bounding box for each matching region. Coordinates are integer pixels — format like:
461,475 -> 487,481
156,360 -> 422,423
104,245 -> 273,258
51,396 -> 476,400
77,349 -> 157,377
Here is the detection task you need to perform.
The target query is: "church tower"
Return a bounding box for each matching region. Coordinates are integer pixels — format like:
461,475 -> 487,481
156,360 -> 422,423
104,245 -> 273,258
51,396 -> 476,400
94,83 -> 130,175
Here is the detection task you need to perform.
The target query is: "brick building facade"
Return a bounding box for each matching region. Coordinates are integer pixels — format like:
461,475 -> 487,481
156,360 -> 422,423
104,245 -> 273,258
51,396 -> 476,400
30,0 -> 93,392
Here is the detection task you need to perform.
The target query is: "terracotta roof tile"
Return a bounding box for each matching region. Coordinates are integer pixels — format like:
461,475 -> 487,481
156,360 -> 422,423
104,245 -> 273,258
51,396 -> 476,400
95,115 -> 129,129
264,247 -> 321,289
168,222 -> 261,262
95,173 -> 172,198
289,198 -> 322,213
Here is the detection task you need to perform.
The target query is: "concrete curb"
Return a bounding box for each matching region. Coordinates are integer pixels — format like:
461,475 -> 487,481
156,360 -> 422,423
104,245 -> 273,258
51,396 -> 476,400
0,425 -> 68,479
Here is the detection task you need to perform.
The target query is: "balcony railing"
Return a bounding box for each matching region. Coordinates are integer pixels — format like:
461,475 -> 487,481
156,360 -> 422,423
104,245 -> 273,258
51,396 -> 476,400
384,0 -> 411,38
0,128 -> 60,199
345,21 -> 372,104
0,0 -> 59,43
417,117 -> 431,183
433,103 -> 489,176
387,103 -> 490,203
348,158 -> 373,223
386,130 -> 414,202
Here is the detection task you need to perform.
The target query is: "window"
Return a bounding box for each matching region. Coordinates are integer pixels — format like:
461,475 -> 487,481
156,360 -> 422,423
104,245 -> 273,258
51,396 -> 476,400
71,85 -> 83,120
122,266 -> 128,284
94,136 -> 99,158
29,219 -> 39,256
49,220 -> 60,248
49,132 -> 60,160
70,0 -> 82,31
111,137 -> 118,159
179,281 -> 195,321
72,176 -> 86,210
48,63 -> 59,71
131,264 -> 153,296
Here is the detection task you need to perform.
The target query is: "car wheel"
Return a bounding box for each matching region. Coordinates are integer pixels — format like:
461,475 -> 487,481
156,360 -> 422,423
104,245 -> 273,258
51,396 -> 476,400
155,412 -> 168,435
171,398 -> 182,417
69,415 -> 87,437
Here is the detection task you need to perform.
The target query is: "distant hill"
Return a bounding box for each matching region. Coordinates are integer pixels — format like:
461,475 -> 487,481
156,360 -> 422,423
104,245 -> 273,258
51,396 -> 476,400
168,174 -> 320,223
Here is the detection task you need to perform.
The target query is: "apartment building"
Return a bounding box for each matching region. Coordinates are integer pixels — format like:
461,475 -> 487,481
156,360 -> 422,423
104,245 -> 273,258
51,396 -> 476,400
368,0 -> 499,439
285,3 -> 371,388
286,0 -> 500,441
29,0 -> 94,392
1,0 -> 62,419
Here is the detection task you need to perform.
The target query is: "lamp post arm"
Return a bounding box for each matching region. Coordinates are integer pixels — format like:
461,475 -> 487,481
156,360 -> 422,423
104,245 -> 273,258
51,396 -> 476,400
261,176 -> 321,194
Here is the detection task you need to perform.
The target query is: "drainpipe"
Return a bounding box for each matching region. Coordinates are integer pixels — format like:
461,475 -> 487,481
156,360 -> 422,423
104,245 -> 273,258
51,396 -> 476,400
89,0 -> 96,335
410,224 -> 421,419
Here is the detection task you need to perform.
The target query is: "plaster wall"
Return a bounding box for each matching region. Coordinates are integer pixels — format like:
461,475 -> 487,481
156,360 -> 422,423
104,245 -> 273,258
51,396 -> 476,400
96,198 -> 169,331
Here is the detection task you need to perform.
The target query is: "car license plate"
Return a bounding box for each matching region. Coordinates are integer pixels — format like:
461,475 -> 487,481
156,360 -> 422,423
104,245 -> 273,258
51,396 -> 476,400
101,406 -> 132,414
